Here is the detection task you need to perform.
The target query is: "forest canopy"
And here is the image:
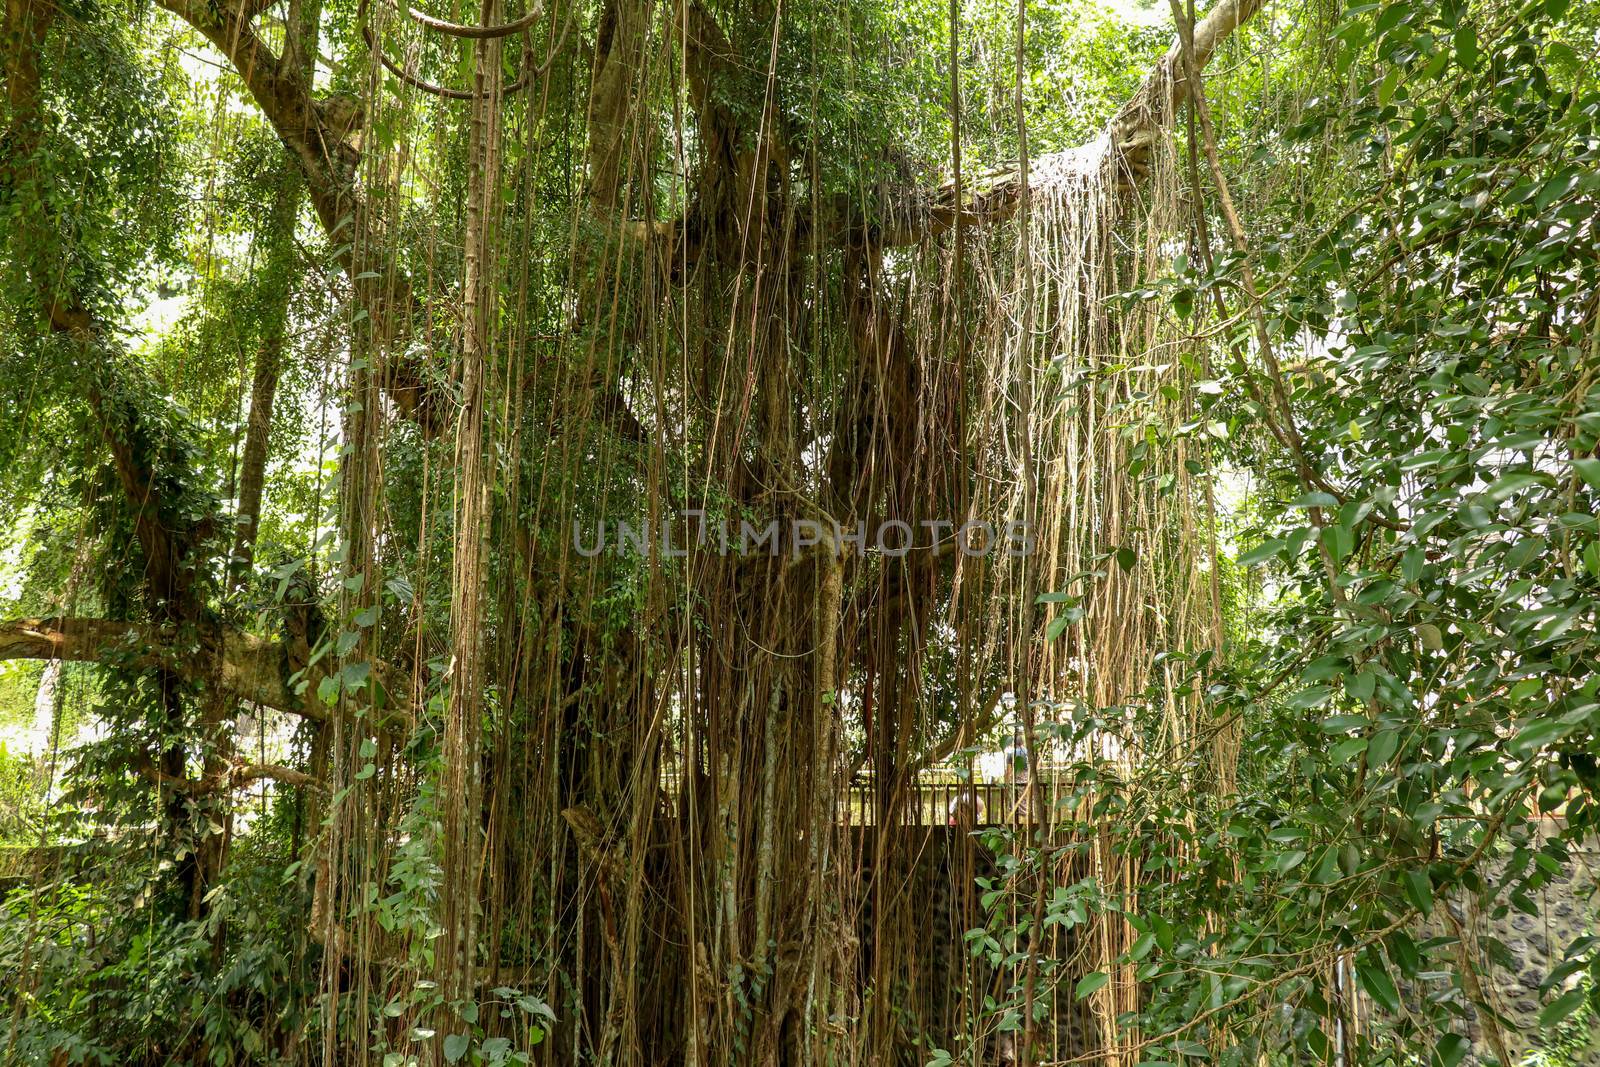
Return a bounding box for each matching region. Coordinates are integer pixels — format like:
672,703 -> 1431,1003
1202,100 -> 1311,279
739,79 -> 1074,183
1,0 -> 1599,1062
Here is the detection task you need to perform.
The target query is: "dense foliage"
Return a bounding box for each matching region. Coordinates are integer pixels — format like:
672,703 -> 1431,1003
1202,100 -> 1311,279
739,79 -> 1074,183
974,0 -> 1600,1060
1,0 -> 1597,1063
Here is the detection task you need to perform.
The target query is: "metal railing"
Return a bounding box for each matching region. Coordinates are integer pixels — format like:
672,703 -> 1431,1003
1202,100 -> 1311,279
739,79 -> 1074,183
655,768 -> 1055,826
837,779 -> 1049,826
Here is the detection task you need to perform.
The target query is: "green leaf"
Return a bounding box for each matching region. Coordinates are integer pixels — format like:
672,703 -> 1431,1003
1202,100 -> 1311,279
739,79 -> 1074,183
1536,171 -> 1580,213
1433,1034 -> 1469,1067
1374,2 -> 1408,35
1277,850 -> 1308,874
1401,547 -> 1425,583
1512,716 -> 1572,755
1238,538 -> 1285,566
342,661 -> 372,690
1452,23 -> 1476,68
1402,869 -> 1433,915
1331,737 -> 1368,763
1367,729 -> 1399,767
1485,471 -> 1542,502
443,1034 -> 470,1063
515,995 -> 556,1021
317,675 -> 341,705
1320,713 -> 1366,733
1290,686 -> 1333,710
1510,678 -> 1543,703
1377,67 -> 1399,106
1075,971 -> 1110,1000
1539,986 -> 1587,1028
1573,458 -> 1600,491
1151,914 -> 1174,952
1387,929 -> 1421,977
1356,958 -> 1400,1013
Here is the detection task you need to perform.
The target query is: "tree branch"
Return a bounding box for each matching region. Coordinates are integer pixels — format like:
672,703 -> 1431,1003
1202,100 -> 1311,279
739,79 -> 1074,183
228,762 -> 326,791
230,163 -> 301,591
0,617 -> 318,718
156,0 -> 446,433
827,0 -> 1265,248
616,0 -> 1262,257
0,616 -> 417,735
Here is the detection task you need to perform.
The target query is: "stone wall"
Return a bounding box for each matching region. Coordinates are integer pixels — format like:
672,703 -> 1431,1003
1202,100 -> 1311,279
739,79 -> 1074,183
1454,842 -> 1598,1064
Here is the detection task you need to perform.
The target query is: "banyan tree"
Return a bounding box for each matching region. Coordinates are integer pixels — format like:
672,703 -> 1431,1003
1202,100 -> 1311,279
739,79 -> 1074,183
5,0 -> 1600,1062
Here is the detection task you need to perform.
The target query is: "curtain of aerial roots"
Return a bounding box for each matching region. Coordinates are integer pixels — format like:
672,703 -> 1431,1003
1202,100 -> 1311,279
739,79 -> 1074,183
1022,133 -> 1208,1066
303,21 -> 1222,1067
309,0 -> 516,1054
896,99 -> 1223,1064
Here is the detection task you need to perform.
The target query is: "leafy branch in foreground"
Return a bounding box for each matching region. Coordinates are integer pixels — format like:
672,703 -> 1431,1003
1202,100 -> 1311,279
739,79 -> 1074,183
973,0 -> 1600,1062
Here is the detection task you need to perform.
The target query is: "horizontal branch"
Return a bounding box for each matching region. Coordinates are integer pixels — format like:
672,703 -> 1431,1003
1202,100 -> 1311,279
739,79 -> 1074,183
148,758 -> 327,794
3,617 -> 417,735
618,0 -> 1262,259
229,762 -> 326,791
758,0 -> 1263,252
0,617 -> 320,719
874,0 -> 1264,245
